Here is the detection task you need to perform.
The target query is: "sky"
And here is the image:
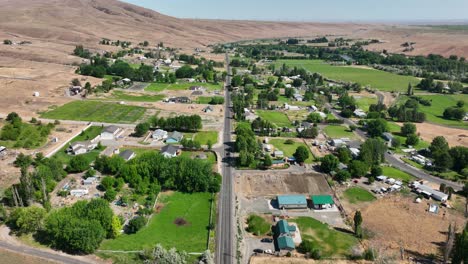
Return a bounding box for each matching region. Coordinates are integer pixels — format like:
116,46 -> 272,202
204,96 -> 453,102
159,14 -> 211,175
121,0 -> 468,22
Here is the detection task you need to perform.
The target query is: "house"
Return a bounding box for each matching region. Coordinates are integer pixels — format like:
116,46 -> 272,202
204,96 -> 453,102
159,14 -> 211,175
415,185 -> 449,202
83,177 -> 97,185
337,163 -> 348,170
276,220 -> 296,236
166,131 -> 184,143
101,125 -> 122,140
308,105 -> 318,112
70,189 -> 89,197
161,145 -> 180,158
382,132 -> 394,142
273,150 -> 284,158
69,86 -> 82,95
152,129 -> 168,141
317,112 -> 327,119
330,139 -> 345,147
277,236 -> 295,251
349,147 -> 360,158
293,94 -> 303,102
277,195 -> 308,209
311,195 -> 335,210
203,105 -> 214,113
376,175 -> 388,182
68,140 -> 98,155
119,150 -> 136,161
284,103 -> 300,111
353,109 -> 367,118
263,144 -> 273,152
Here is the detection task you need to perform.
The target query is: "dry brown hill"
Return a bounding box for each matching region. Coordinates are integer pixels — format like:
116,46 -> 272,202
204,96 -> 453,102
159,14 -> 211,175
0,0 -> 467,117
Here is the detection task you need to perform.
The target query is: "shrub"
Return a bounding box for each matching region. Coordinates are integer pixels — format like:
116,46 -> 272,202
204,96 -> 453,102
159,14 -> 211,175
126,216 -> 147,234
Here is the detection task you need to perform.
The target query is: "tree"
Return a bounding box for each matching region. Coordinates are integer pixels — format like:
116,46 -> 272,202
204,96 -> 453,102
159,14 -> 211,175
8,206 -> 47,234
370,166 -> 383,177
263,155 -> 272,168
299,127 -> 318,139
348,160 -> 369,178
391,137 -> 402,148
126,216 -> 146,234
449,146 -> 468,172
366,118 -> 388,138
406,134 -> 419,146
335,170 -> 351,183
336,147 -> 352,164
451,223 -> 468,264
67,155 -> 89,173
307,113 -> 323,123
353,211 -> 363,238
110,215 -> 122,238
430,136 -> 452,170
101,176 -> 115,191
134,122 -> 150,137
407,83 -> 414,96
360,138 -> 387,166
320,154 -> 339,173
175,65 -> 195,78
294,146 -> 310,164
104,189 -> 117,202
401,122 -> 416,136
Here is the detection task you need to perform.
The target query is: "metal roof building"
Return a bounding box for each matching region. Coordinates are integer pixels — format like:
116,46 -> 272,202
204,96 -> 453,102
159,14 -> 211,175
277,195 -> 308,209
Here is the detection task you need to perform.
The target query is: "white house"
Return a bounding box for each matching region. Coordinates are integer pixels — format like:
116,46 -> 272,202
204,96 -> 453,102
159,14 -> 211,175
101,126 -> 122,140
119,150 -> 136,161
152,129 -> 168,141
353,109 -> 367,118
70,189 -> 89,197
284,103 -> 301,111
293,94 -> 303,102
415,184 -> 449,202
68,140 -> 98,155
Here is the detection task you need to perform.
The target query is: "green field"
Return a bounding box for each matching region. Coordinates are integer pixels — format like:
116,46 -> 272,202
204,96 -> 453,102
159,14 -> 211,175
354,96 -> 378,112
0,122 -> 52,149
398,94 -> 468,128
179,151 -> 217,165
246,214 -> 271,236
323,125 -> 356,139
269,138 -> 314,163
107,91 -> 164,102
193,131 -> 219,146
53,126 -> 104,164
381,166 -> 414,183
41,101 -> 146,123
100,192 -> 211,253
277,60 -> 420,92
343,187 -> 376,204
293,217 -> 358,258
387,121 -> 430,150
145,82 -> 222,92
196,96 -> 213,104
256,110 -> 291,127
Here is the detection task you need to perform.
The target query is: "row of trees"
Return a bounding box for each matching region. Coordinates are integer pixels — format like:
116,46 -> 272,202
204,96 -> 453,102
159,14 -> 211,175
235,123 -> 259,167
150,115 -> 202,132
429,136 -> 468,174
94,152 -> 220,194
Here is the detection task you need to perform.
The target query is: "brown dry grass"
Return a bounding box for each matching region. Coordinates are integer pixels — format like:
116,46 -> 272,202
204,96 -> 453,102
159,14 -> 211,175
236,172 -> 331,198
361,195 -> 466,257
414,123 -> 468,147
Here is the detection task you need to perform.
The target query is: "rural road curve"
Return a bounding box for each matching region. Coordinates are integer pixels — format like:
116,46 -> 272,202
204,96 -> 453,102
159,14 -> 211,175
326,104 -> 463,191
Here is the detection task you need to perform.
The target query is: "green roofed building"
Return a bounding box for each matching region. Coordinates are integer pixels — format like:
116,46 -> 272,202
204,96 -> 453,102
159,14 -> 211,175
277,195 -> 308,209
276,219 -> 296,235
311,195 -> 334,210
277,236 -> 295,251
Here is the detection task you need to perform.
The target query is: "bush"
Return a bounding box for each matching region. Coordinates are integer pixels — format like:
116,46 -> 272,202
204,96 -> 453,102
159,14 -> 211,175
284,139 -> 294,145
67,155 -> 90,173
126,216 -> 147,234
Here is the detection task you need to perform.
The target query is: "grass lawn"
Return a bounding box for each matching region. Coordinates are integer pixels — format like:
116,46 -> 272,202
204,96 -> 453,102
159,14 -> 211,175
256,110 -> 291,127
100,192 -> 211,253
41,101 -> 146,124
107,91 -> 164,102
53,126 -> 104,164
196,96 -> 213,104
387,121 -> 430,150
276,60 -> 420,92
145,82 -> 222,92
354,96 -> 378,112
269,139 -> 314,163
343,187 -> 376,204
180,151 -> 217,165
293,217 -> 358,258
323,125 -> 355,139
193,131 -> 219,146
381,166 -> 415,183
246,214 -> 271,236
399,94 -> 468,128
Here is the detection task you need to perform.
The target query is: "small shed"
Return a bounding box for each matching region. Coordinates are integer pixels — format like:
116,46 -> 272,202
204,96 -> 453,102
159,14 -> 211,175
311,195 -> 335,210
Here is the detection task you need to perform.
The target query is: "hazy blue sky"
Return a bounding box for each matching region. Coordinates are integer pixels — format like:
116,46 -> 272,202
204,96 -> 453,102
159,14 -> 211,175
121,0 -> 468,22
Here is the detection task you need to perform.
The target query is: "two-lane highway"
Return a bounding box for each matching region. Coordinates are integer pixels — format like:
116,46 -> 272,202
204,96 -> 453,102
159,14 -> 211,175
215,54 -> 235,264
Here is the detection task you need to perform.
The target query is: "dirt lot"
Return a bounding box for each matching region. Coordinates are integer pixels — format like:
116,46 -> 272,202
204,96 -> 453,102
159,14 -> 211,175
361,195 -> 466,258
0,249 -> 59,264
236,171 -> 331,198
414,122 -> 468,147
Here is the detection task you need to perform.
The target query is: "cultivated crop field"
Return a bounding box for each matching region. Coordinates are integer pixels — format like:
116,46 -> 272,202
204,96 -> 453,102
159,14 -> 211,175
41,101 -> 146,123
145,82 -> 222,92
100,192 -> 212,253
276,60 -> 420,92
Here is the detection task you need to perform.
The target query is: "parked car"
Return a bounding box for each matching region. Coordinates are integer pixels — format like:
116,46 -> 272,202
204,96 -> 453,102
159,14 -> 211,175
261,238 -> 273,243
264,249 -> 273,254
253,249 -> 264,253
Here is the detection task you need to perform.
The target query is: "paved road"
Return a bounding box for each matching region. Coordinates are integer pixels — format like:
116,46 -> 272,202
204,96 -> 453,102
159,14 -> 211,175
215,54 -> 235,264
326,104 -> 463,191
0,240 -> 94,264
